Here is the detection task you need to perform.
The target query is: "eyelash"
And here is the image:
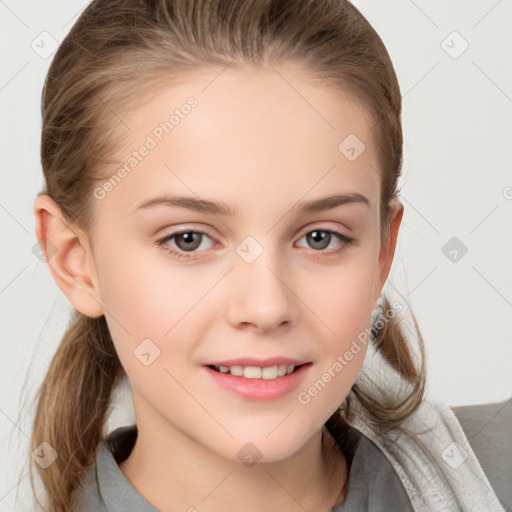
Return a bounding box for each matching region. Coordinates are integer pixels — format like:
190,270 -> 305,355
156,227 -> 356,261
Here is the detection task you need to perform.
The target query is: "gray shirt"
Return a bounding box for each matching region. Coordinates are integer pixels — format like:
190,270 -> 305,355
74,424 -> 414,512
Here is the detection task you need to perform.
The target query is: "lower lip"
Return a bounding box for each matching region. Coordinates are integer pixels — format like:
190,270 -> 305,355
203,364 -> 311,401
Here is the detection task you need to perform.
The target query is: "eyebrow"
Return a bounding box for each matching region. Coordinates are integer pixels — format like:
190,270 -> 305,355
135,192 -> 371,216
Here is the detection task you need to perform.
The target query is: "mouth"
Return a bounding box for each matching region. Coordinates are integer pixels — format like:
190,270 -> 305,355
206,363 -> 308,380
202,361 -> 312,401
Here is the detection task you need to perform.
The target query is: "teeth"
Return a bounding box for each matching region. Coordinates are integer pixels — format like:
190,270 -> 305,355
261,366 -> 278,379
213,363 -> 297,379
229,365 -> 244,376
244,366 -> 261,379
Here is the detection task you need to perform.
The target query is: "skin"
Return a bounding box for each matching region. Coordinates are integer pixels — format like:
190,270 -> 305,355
34,63 -> 403,512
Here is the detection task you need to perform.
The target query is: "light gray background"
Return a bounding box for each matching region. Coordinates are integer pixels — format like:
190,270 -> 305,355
1,1 -> 511,510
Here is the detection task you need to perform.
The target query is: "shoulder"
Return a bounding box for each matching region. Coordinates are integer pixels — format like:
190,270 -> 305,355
328,424 -> 415,511
72,454 -> 106,512
71,425 -> 138,512
349,431 -> 416,511
393,395 -> 511,511
346,394 -> 508,511
451,398 -> 512,510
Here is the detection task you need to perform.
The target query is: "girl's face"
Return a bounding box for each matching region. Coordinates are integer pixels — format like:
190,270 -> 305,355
84,64 -> 401,462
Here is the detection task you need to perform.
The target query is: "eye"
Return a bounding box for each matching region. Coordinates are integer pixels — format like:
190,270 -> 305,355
296,228 -> 356,256
156,227 -> 356,260
156,229 -> 216,260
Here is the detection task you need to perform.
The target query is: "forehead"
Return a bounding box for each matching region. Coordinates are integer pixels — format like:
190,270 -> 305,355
94,64 -> 380,218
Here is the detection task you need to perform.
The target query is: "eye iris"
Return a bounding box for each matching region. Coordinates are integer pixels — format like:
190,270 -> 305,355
307,230 -> 330,250
176,232 -> 201,251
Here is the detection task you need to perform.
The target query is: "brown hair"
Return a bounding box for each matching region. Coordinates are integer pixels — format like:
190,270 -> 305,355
28,0 -> 426,510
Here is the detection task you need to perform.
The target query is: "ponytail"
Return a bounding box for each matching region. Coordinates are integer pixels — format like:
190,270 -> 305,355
29,312 -> 125,512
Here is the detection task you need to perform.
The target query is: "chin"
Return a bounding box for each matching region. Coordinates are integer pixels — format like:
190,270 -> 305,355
206,426 -> 315,465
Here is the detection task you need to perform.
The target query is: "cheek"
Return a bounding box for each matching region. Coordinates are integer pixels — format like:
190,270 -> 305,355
94,241 -> 216,373
292,265 -> 376,410
95,240 -> 191,332
92,240 -> 172,367
305,264 -> 377,338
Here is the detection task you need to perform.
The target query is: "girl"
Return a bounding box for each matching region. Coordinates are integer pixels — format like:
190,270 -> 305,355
30,0 -> 505,511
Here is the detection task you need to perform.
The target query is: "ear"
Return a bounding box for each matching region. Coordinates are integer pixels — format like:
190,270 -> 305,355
33,193 -> 104,318
373,201 -> 404,308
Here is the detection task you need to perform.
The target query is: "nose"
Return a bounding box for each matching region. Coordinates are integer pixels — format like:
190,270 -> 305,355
225,247 -> 299,333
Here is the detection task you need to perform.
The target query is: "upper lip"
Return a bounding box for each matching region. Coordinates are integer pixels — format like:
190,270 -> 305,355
204,357 -> 310,367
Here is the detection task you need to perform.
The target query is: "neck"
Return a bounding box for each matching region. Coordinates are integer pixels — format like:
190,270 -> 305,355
119,420 -> 347,512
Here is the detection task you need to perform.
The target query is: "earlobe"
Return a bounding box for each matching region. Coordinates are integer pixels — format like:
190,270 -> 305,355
373,202 -> 404,306
33,193 -> 104,318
